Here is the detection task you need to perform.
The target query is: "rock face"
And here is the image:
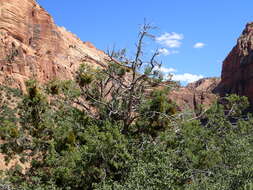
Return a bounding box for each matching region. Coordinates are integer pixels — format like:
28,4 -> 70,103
171,78 -> 220,111
215,22 -> 253,103
0,0 -> 109,90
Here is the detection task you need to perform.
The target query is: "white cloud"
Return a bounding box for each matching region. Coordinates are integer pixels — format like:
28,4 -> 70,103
158,48 -> 170,56
154,65 -> 204,84
156,32 -> 184,48
158,48 -> 179,56
172,73 -> 204,83
155,66 -> 177,73
193,42 -> 205,48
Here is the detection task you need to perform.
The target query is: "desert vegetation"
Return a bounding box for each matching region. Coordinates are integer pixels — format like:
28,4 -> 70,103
1,24 -> 253,190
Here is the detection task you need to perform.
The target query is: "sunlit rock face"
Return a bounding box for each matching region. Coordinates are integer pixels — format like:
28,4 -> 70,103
215,22 -> 253,103
0,0 -> 109,90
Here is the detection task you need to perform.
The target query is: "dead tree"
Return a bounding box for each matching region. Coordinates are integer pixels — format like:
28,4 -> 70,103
75,22 -> 174,133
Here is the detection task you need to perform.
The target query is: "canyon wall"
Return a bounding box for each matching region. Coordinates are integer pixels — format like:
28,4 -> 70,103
0,0 -> 109,90
215,22 -> 253,103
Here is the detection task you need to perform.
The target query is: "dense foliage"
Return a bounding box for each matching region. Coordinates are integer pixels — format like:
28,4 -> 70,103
1,78 -> 253,190
1,24 -> 253,189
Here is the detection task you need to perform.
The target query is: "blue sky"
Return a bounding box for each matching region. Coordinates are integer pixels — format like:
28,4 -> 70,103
37,0 -> 253,84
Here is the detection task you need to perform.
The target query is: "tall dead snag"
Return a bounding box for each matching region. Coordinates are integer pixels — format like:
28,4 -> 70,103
76,22 -> 175,133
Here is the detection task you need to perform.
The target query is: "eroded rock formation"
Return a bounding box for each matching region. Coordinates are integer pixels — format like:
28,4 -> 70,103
0,0 -> 109,91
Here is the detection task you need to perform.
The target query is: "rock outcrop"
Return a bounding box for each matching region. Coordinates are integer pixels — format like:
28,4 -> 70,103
215,22 -> 253,103
170,78 -> 220,111
0,0 -> 109,91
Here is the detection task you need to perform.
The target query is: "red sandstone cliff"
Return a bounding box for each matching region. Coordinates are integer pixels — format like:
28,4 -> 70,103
0,0 -> 109,91
215,22 -> 253,103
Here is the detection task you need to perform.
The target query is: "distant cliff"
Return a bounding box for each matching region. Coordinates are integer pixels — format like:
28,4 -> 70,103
171,77 -> 220,111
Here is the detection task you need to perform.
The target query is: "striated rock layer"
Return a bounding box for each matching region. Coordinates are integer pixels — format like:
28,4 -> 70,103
0,0 -> 109,91
215,22 -> 253,103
